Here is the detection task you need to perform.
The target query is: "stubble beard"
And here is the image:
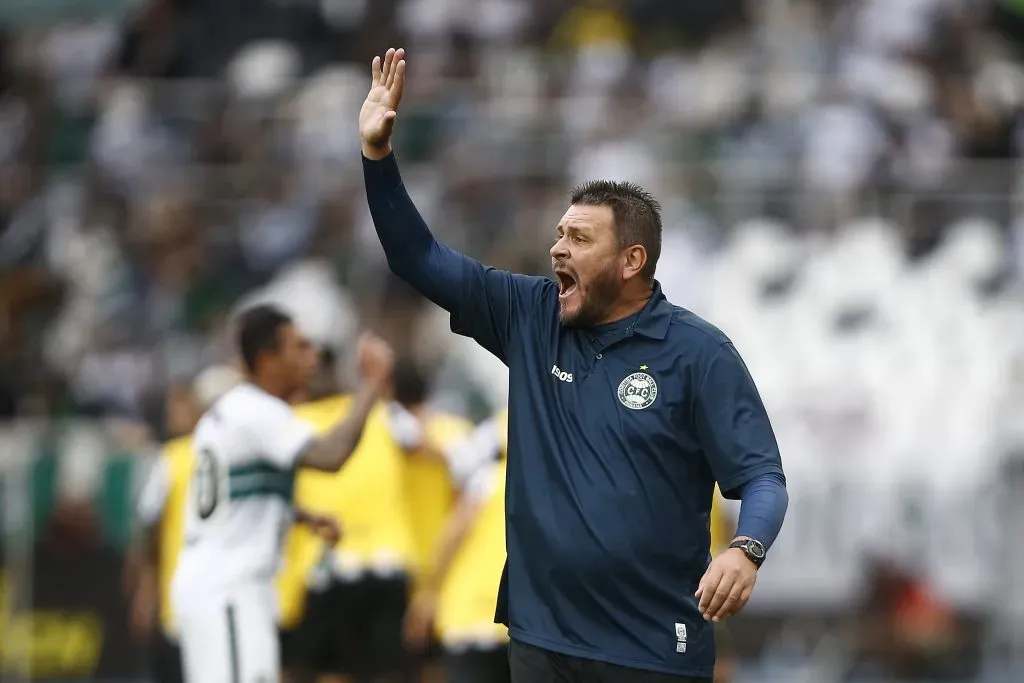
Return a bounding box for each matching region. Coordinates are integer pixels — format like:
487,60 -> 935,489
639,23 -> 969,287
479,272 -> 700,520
559,266 -> 622,328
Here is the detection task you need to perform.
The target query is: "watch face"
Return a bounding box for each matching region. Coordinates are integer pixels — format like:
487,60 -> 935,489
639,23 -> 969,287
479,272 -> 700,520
747,541 -> 766,559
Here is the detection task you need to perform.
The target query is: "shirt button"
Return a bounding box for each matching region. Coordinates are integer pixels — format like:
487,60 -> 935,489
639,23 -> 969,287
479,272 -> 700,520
596,353 -> 603,359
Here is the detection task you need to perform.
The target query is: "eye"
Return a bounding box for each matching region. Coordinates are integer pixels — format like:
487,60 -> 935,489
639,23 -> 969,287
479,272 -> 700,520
572,234 -> 586,244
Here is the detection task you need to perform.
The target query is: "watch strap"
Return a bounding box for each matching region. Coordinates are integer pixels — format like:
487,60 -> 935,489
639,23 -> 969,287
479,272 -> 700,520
729,538 -> 766,567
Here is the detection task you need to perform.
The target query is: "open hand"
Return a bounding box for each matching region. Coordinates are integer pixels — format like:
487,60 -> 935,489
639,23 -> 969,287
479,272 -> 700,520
695,545 -> 758,622
360,47 -> 406,159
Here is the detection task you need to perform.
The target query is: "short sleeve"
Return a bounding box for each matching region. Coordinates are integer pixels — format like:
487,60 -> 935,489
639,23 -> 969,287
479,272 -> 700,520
449,262 -> 552,364
255,401 -> 316,471
445,417 -> 503,488
693,343 -> 785,496
463,463 -> 499,504
136,457 -> 170,526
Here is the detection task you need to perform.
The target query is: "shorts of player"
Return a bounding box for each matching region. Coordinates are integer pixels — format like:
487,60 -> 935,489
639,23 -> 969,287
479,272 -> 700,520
174,583 -> 280,683
151,629 -> 184,683
444,643 -> 510,683
282,573 -> 410,679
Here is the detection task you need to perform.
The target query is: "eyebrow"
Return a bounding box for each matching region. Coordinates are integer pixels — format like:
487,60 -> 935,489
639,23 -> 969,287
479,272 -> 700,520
557,222 -> 591,235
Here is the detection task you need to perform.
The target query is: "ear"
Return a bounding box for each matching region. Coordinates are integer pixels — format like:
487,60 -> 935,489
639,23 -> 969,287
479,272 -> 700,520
621,245 -> 648,282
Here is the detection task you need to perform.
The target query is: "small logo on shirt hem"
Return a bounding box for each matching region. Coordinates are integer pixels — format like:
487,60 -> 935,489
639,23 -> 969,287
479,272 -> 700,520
617,372 -> 658,409
675,622 -> 687,654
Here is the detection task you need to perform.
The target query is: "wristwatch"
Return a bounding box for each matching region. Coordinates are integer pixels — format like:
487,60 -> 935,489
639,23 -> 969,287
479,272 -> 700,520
728,538 -> 766,568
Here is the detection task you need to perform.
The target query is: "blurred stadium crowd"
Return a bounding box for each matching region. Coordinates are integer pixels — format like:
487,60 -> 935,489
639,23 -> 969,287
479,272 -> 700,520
2,0 -> 1024,681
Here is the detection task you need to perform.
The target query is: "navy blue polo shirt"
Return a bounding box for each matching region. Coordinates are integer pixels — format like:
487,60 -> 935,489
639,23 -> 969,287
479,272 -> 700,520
451,265 -> 784,678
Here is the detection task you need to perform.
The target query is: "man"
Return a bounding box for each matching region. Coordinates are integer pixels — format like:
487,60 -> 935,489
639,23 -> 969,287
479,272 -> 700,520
359,49 -> 789,682
403,410 -> 510,683
128,365 -> 244,683
171,304 -> 393,683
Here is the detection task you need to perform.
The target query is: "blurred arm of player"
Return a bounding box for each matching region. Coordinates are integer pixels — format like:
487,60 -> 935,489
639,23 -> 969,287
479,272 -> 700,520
402,464 -> 494,651
125,455 -> 169,641
402,419 -> 504,649
299,334 -> 394,472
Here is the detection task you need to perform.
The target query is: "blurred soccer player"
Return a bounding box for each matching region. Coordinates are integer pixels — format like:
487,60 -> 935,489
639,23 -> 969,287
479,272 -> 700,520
386,359 -> 474,682
129,366 -> 243,683
403,410 -> 510,683
171,305 -> 393,683
361,49 -> 789,682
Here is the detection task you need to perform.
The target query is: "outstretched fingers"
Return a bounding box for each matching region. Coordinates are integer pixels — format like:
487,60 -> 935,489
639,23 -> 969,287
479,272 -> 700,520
371,55 -> 382,85
385,48 -> 405,90
390,57 -> 406,105
382,48 -> 396,87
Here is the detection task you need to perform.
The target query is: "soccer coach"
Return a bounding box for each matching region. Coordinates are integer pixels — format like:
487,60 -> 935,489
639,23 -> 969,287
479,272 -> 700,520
360,49 -> 789,683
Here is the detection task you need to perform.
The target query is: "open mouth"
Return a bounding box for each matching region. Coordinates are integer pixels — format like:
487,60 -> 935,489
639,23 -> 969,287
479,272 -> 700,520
554,270 -> 578,300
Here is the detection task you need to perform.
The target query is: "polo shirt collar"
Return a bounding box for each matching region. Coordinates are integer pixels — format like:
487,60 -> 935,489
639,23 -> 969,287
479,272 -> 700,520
581,280 -> 675,342
628,280 -> 673,340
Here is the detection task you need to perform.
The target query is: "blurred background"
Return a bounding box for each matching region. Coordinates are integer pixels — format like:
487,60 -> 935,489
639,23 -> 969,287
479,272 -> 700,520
1,0 -> 1024,681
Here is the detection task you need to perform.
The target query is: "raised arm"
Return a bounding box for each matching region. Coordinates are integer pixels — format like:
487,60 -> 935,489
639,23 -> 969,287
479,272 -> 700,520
360,47 -> 465,310
359,48 -> 552,363
299,333 -> 394,472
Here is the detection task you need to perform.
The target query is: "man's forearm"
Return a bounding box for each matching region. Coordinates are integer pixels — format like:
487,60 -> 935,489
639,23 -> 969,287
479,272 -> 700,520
734,472 -> 788,549
302,387 -> 379,472
362,152 -> 465,310
420,500 -> 479,593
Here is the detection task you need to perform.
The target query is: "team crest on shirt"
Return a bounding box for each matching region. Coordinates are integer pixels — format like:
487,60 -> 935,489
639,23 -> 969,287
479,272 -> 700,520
617,371 -> 658,410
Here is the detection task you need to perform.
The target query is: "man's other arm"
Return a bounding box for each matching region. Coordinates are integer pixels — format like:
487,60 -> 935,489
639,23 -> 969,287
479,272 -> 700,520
694,342 -> 788,549
693,342 -> 788,621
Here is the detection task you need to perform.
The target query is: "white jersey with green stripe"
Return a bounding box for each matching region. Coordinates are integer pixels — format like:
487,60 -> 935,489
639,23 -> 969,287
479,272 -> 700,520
172,383 -> 315,595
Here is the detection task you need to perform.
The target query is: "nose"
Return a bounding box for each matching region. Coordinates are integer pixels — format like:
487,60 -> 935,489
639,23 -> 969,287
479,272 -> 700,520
550,236 -> 569,261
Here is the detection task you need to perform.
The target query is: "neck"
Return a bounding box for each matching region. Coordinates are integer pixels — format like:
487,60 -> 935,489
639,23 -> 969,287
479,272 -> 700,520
596,282 -> 653,325
251,375 -> 291,402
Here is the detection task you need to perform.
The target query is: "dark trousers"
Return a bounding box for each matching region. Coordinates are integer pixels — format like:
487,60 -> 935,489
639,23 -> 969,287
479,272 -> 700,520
508,639 -> 711,683
151,630 -> 184,683
447,646 -> 511,683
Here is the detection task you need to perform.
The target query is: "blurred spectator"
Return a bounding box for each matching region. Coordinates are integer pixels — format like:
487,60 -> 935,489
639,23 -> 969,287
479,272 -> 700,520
849,557 -> 962,680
